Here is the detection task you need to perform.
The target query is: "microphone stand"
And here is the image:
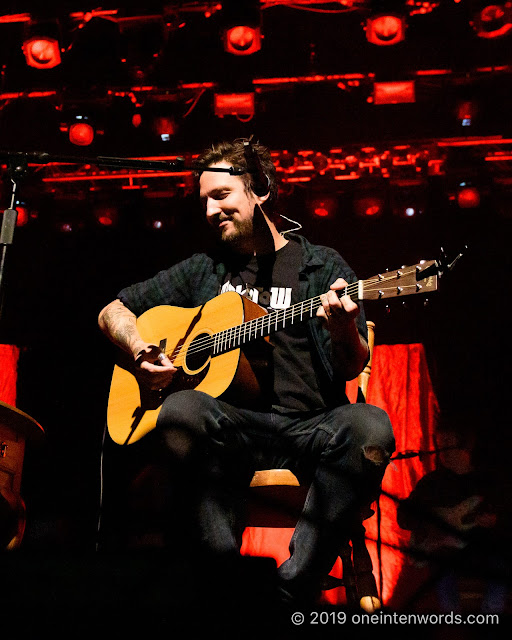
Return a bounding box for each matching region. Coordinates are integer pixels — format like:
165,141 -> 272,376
0,149 -> 245,174
0,148 -> 246,324
0,155 -> 29,325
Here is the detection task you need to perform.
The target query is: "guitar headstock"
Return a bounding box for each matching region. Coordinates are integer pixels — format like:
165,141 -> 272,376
362,260 -> 439,300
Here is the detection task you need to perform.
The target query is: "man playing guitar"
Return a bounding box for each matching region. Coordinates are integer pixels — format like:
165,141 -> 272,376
98,138 -> 395,606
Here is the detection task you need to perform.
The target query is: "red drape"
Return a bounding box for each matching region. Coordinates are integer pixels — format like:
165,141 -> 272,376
0,344 -> 19,405
240,343 -> 439,607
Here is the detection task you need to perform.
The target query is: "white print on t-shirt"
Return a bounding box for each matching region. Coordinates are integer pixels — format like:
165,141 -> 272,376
220,281 -> 292,310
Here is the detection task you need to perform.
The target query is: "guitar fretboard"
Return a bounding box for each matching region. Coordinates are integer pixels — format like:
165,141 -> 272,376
172,260 -> 436,363
213,287 -> 355,355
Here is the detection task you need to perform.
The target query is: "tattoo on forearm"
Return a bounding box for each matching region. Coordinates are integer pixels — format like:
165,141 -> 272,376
102,303 -> 141,353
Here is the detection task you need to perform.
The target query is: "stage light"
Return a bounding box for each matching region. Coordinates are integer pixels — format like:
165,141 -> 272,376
144,211 -> 169,231
312,153 -> 329,173
353,179 -> 386,218
457,184 -> 481,208
373,81 -> 415,105
390,179 -> 426,219
14,203 -> 29,227
221,0 -> 262,55
365,14 -> 406,46
354,195 -> 385,218
68,117 -> 94,146
214,92 -> 255,118
22,20 -> 62,69
152,115 -> 177,142
23,37 -> 61,69
309,195 -> 337,219
278,151 -> 297,170
471,2 -> 512,38
224,26 -> 261,55
94,204 -> 119,227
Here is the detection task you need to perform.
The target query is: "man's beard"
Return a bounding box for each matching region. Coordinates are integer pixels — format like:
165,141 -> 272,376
217,215 -> 253,251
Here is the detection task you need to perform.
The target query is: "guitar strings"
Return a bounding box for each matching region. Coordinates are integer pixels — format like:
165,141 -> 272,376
166,268 -> 422,364
168,280 -> 420,365
165,267 -> 423,364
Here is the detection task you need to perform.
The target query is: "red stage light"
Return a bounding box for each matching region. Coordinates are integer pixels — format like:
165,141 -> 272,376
69,122 -> 94,146
214,92 -> 255,118
456,100 -> 478,126
15,205 -> 29,226
457,186 -> 481,208
473,3 -> 512,38
94,205 -> 118,227
23,37 -> 61,69
224,25 -> 261,55
374,81 -> 415,104
359,199 -> 383,217
354,192 -> 385,218
313,204 -> 329,217
366,14 -> 406,46
310,195 -> 337,218
152,116 -> 177,141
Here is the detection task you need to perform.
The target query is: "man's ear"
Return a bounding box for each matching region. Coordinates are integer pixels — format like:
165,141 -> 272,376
255,190 -> 270,206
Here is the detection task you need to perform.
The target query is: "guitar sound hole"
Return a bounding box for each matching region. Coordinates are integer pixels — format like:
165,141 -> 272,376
185,333 -> 213,372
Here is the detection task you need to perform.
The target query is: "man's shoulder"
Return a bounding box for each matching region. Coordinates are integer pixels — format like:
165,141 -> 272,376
172,250 -> 218,273
287,233 -> 346,265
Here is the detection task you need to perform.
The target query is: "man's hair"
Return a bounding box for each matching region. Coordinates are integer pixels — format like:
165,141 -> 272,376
195,138 -> 279,212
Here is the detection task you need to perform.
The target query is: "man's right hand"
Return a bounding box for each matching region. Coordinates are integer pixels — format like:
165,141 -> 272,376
134,344 -> 177,390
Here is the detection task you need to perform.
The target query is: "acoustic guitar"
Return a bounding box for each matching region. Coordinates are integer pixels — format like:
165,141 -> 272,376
107,260 -> 438,445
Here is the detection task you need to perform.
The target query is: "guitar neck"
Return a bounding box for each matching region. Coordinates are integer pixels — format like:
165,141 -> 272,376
213,260 -> 437,354
212,259 -> 437,355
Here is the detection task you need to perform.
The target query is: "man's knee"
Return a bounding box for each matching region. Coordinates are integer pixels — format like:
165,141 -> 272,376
358,404 -> 395,463
333,403 -> 395,464
157,390 -> 219,459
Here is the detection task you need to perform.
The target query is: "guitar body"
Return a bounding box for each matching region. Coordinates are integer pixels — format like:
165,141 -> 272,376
107,292 -> 270,445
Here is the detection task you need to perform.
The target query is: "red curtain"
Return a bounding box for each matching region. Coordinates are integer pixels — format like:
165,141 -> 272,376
0,344 -> 19,405
240,343 -> 439,607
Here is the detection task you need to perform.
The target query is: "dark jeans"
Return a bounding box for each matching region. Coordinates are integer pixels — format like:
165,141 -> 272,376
152,389 -> 395,602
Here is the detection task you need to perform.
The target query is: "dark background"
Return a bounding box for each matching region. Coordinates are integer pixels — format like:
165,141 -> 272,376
0,1 -> 509,557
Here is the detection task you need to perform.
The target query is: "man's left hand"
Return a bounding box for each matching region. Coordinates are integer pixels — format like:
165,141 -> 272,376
317,278 -> 359,340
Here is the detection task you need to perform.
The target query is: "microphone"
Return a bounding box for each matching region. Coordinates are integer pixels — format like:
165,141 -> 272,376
243,140 -> 270,197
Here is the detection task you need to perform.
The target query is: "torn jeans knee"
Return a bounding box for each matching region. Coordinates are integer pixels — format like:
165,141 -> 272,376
362,444 -> 391,466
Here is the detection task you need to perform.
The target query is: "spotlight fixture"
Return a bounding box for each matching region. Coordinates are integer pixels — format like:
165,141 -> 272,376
353,178 -> 387,218
308,195 -> 337,219
94,204 -> 119,227
214,92 -> 255,119
456,100 -> 478,127
221,0 -> 262,55
457,184 -> 481,208
22,21 -> 62,69
152,115 -> 178,142
390,179 -> 426,218
14,202 -> 30,227
68,116 -> 95,146
365,14 -> 406,46
471,2 -> 512,38
373,81 -> 416,105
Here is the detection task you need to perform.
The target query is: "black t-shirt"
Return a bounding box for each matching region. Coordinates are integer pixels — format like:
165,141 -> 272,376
220,241 -> 326,413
